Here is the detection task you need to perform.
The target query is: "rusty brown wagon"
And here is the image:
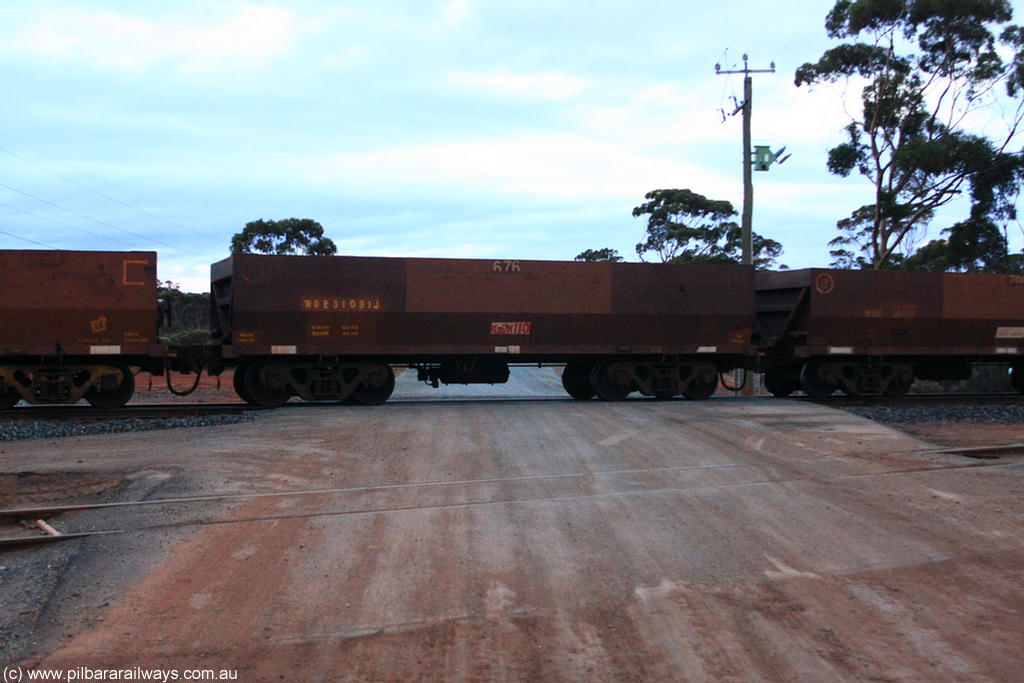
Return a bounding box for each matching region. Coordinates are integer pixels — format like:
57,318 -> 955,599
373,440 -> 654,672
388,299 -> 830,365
208,254 -> 756,406
755,269 -> 1024,398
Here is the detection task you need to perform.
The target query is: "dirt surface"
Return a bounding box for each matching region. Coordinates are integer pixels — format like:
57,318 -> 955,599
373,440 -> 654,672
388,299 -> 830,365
131,369 -> 239,404
2,369 -> 1023,682
895,421 -> 1024,448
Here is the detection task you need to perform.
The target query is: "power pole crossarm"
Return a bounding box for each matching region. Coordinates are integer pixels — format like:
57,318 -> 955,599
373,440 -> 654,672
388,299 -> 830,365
714,54 -> 774,267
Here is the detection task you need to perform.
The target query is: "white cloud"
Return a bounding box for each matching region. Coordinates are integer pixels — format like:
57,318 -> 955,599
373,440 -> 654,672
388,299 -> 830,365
442,0 -> 470,28
574,80 -> 734,148
446,69 -> 588,100
300,130 -> 737,204
756,180 -> 870,213
7,5 -> 296,71
569,76 -> 854,153
159,261 -> 214,293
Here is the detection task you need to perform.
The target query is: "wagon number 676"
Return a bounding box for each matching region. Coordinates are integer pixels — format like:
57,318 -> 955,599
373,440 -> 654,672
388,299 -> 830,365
493,260 -> 520,272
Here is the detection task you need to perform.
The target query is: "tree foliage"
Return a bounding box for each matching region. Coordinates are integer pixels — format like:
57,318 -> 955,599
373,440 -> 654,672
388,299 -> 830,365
631,189 -> 783,269
796,0 -> 1024,270
901,217 -> 1022,272
574,248 -> 624,262
230,218 -> 337,256
158,281 -> 211,345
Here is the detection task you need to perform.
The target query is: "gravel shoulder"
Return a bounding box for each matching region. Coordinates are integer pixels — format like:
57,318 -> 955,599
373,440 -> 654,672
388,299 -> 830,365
1,370 -> 1022,681
840,401 -> 1024,447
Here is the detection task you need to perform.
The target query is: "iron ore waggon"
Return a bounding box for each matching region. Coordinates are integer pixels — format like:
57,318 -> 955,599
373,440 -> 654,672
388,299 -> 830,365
209,254 -> 756,406
0,250 -> 162,408
755,269 -> 1024,398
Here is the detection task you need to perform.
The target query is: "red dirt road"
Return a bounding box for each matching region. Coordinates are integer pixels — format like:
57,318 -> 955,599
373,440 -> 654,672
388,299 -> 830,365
4,390 -> 1023,681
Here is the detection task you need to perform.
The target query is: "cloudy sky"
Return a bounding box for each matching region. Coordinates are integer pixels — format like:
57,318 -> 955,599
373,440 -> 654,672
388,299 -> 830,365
1,1 -> 1021,291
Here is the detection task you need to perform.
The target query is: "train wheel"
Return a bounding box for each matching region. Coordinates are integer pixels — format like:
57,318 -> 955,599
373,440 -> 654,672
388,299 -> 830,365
561,362 -> 595,400
0,386 -> 19,409
683,380 -> 716,400
591,361 -> 631,401
1011,364 -> 1024,394
683,362 -> 718,400
883,377 -> 911,397
883,366 -> 913,398
683,376 -> 716,400
85,365 -> 135,408
243,362 -> 291,407
352,365 -> 396,405
800,363 -> 836,399
763,367 -> 797,397
232,362 -> 256,404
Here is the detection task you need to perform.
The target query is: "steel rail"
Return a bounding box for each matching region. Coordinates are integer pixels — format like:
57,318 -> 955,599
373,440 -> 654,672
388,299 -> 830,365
2,455 -> 1020,550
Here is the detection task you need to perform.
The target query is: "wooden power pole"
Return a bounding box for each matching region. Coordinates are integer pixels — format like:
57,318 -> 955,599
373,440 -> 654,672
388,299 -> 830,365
715,55 -> 775,266
715,55 -> 779,395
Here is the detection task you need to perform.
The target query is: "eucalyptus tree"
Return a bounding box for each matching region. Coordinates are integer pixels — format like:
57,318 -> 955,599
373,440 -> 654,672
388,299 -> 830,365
632,189 -> 783,269
796,0 -> 1024,270
231,218 -> 337,256
574,248 -> 624,262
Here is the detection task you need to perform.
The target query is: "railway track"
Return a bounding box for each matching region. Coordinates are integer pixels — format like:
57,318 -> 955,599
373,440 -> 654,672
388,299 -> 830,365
2,446 -> 1022,550
0,402 -> 260,421
1,392 -> 1020,419
800,392 -> 1024,407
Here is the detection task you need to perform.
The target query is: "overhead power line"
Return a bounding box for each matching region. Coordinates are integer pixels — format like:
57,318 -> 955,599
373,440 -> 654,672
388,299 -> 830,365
0,143 -> 222,243
0,181 -> 199,254
0,228 -> 59,249
771,0 -> 835,66
0,201 -> 136,248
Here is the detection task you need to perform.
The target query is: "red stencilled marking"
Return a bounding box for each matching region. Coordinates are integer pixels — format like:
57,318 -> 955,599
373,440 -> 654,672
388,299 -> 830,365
814,273 -> 835,295
490,322 -> 531,335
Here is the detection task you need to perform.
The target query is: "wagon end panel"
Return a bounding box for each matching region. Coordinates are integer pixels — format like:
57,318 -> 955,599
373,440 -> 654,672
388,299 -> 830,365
753,269 -> 814,347
941,273 -> 1024,357
0,250 -> 159,357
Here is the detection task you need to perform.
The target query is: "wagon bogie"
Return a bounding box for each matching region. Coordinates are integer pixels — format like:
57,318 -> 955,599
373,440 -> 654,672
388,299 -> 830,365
0,362 -> 136,407
583,358 -> 722,401
797,360 -> 913,399
235,360 -> 396,406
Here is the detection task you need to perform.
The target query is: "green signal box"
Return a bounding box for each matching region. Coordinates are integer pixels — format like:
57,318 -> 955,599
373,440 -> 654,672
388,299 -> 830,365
753,145 -> 790,171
